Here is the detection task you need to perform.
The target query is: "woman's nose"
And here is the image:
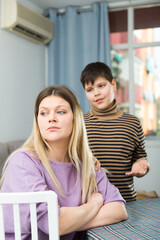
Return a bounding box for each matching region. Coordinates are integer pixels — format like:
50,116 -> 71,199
49,113 -> 57,123
49,119 -> 57,123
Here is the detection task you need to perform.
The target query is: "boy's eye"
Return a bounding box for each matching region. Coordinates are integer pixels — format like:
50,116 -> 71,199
99,84 -> 105,87
86,88 -> 92,92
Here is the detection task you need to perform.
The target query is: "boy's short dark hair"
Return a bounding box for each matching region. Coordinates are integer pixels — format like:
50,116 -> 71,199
80,62 -> 113,88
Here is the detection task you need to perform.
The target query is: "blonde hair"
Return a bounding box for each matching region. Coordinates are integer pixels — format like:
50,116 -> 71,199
1,86 -> 97,202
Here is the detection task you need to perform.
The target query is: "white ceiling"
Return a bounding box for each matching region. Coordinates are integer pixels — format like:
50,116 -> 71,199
27,0 -> 129,10
25,0 -> 160,11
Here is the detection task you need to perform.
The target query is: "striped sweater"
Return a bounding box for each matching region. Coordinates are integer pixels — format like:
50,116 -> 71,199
84,111 -> 147,201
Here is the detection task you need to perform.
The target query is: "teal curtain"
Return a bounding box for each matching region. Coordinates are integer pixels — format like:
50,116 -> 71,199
48,2 -> 111,113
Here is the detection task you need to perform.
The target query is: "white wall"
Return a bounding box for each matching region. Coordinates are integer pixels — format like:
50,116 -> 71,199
134,141 -> 160,197
0,1 -> 46,142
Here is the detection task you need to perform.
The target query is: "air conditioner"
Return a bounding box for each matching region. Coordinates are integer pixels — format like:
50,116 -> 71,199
1,0 -> 53,44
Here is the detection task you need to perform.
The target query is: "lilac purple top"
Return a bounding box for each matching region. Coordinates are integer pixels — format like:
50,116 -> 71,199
1,150 -> 125,240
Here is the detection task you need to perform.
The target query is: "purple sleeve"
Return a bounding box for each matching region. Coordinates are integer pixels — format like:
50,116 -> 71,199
96,169 -> 126,205
2,151 -> 47,192
1,151 -> 59,234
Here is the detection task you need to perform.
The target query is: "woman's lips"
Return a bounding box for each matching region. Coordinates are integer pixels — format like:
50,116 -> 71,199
47,126 -> 59,131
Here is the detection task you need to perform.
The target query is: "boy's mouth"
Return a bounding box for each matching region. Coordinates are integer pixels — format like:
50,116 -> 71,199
96,98 -> 104,103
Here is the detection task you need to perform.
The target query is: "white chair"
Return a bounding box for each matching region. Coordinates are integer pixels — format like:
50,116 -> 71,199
0,191 -> 59,240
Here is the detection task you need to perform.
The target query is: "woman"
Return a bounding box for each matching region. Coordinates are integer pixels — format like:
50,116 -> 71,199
0,86 -> 127,240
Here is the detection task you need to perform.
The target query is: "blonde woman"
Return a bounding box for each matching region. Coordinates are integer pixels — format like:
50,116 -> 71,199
0,86 -> 127,240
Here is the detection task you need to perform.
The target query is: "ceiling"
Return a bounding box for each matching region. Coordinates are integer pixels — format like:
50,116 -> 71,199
27,0 -> 130,10
24,0 -> 160,11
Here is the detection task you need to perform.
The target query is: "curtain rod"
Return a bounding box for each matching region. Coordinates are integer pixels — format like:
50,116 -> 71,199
43,6 -> 93,17
57,6 -> 93,16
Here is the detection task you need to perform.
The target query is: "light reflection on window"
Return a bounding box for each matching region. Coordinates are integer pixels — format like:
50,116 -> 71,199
111,50 -> 129,113
134,46 -> 160,137
134,27 -> 160,43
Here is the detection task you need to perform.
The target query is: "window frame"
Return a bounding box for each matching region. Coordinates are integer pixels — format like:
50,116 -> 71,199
109,1 -> 160,144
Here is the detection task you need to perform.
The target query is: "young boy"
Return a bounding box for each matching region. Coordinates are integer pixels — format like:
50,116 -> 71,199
80,62 -> 150,201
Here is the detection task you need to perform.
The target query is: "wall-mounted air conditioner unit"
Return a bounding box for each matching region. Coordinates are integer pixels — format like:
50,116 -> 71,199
1,0 -> 53,44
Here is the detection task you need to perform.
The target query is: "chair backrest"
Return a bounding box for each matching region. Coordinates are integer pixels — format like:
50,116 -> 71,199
0,191 -> 59,240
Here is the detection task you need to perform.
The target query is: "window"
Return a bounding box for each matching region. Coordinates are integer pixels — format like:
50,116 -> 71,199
109,10 -> 128,45
109,4 -> 160,138
111,49 -> 129,113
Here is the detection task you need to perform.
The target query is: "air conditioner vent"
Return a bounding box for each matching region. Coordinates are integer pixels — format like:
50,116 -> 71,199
13,24 -> 48,43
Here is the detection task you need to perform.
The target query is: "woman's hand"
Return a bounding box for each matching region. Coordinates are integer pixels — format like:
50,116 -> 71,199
87,192 -> 104,208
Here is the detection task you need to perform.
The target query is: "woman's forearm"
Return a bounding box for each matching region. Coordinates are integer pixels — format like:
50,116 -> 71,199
59,202 -> 100,235
59,192 -> 104,235
77,202 -> 128,231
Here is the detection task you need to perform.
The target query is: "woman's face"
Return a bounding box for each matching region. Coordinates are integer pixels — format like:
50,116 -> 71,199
84,77 -> 116,110
37,95 -> 73,146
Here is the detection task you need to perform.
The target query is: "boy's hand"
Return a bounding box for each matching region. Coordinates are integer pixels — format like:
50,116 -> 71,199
93,156 -> 101,171
125,159 -> 150,177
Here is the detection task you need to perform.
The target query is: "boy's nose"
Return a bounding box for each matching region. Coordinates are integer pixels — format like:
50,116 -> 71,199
94,88 -> 100,95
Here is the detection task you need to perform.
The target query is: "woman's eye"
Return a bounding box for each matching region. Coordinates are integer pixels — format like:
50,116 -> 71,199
40,112 -> 47,116
57,110 -> 65,114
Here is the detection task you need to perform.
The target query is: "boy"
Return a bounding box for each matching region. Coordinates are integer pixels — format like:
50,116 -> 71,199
80,62 -> 150,201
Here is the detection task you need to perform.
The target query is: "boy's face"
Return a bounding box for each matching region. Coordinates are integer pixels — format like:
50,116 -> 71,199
84,77 -> 116,110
